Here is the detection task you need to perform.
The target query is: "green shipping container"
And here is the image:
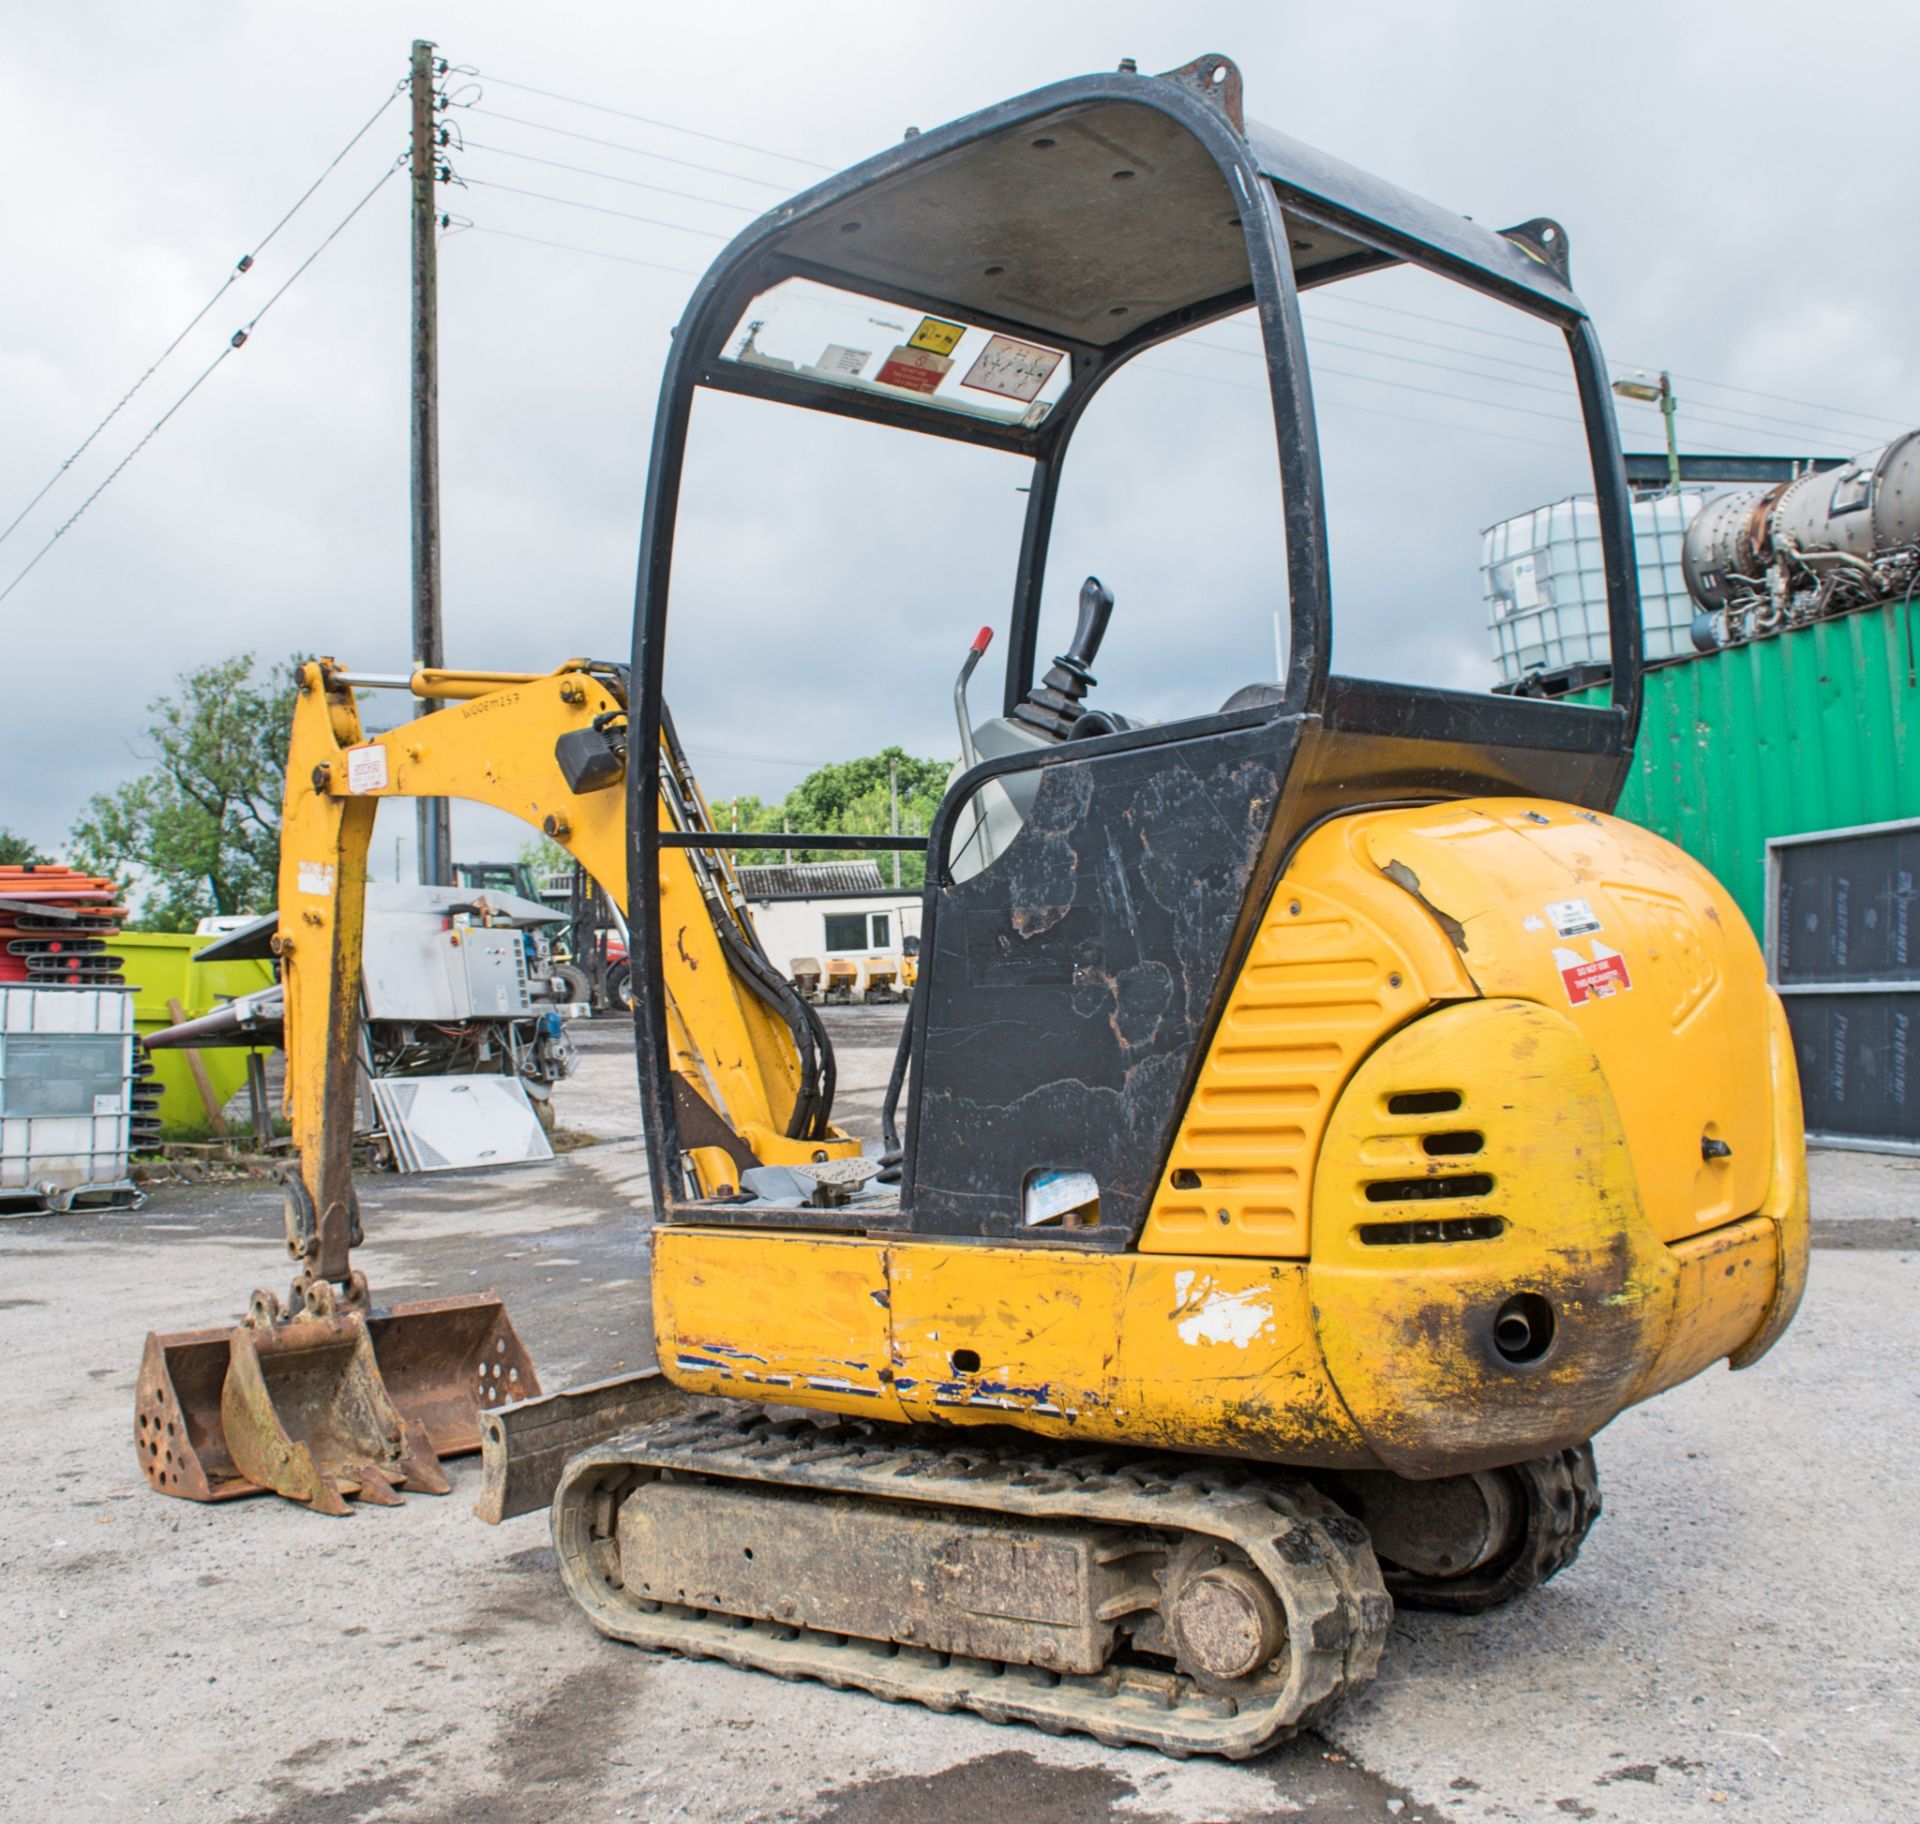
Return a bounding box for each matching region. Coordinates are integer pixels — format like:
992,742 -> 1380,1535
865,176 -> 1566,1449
1574,594 -> 1920,939
115,932 -> 276,1135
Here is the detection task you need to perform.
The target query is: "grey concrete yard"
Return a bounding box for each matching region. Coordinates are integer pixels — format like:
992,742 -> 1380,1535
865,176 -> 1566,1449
1,1010 -> 1914,1824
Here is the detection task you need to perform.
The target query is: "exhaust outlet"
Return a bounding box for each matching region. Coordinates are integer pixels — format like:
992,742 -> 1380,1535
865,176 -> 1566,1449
1492,1292 -> 1555,1366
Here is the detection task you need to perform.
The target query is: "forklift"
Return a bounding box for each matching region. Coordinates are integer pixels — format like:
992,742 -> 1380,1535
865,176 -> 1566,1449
140,54 -> 1806,1757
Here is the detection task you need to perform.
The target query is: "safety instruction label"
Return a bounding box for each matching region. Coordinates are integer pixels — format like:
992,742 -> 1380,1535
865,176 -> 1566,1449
962,334 -> 1064,402
1555,941 -> 1632,1005
297,860 -> 336,898
908,316 -> 966,356
1544,896 -> 1602,937
875,345 -> 952,394
344,744 -> 389,794
815,344 -> 870,377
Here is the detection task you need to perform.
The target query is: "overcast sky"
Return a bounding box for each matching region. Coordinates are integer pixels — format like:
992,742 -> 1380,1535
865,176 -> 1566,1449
3,2 -> 1916,884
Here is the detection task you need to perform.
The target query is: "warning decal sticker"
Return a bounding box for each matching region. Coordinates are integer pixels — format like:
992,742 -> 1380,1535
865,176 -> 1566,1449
907,316 -> 966,356
875,345 -> 953,395
816,344 -> 870,377
961,334 -> 1065,403
1544,896 -> 1602,937
344,744 -> 389,794
1555,941 -> 1632,1005
297,860 -> 337,898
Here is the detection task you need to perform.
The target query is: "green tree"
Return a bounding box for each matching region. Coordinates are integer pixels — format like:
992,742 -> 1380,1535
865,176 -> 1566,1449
0,829 -> 50,866
517,834 -> 575,890
70,652 -> 298,931
715,747 -> 952,888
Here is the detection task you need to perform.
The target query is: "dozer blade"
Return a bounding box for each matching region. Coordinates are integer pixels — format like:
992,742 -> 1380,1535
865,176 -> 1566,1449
136,1291 -> 540,1513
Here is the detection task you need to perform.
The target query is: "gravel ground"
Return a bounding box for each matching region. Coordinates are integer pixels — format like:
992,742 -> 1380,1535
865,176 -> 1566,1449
0,1011 -> 1912,1824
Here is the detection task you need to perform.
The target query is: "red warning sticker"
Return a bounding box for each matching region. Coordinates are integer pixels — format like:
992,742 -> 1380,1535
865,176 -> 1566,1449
1555,942 -> 1632,1005
874,345 -> 952,395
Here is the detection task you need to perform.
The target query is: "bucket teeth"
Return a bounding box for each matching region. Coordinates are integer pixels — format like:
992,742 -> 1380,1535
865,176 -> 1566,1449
136,1290 -> 539,1513
348,1463 -> 405,1507
220,1309 -> 435,1515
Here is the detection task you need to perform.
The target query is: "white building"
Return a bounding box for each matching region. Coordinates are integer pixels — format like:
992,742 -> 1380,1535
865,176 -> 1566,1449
734,861 -> 922,981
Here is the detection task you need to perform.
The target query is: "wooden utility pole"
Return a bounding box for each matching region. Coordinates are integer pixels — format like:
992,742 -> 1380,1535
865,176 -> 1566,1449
409,38 -> 451,885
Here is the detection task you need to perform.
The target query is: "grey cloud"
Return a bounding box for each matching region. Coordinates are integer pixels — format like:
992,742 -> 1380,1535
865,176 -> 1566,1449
2,1 -> 1914,879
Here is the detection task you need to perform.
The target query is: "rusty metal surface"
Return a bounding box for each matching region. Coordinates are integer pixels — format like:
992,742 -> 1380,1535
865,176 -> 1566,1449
474,1369 -> 693,1524
138,1284 -> 539,1513
366,1291 -> 539,1456
221,1302 -> 449,1516
136,1328 -> 255,1502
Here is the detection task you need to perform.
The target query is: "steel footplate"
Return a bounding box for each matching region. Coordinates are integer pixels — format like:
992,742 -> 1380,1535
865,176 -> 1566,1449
552,1408 -> 1391,1758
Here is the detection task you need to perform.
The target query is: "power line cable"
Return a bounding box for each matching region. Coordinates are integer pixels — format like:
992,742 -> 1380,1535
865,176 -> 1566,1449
1318,293 -> 1914,434
477,214 -> 1794,459
463,223 -> 702,278
477,73 -> 1913,435
464,93 -> 1901,450
1197,308 -> 1574,382
0,82 -> 405,552
1190,317 -> 1882,451
1614,390 -> 1877,450
1306,361 -> 1584,427
473,70 -> 835,171
1638,368 -> 1912,433
1611,396 -> 1863,455
465,105 -> 795,192
0,161 -> 400,608
1303,311 -> 1573,380
460,176 -> 731,238
461,139 -> 757,213
1140,362 -> 1588,454
1145,356 -> 1767,458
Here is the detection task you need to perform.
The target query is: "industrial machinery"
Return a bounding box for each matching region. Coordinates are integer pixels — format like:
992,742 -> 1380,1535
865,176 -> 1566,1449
1684,429 -> 1920,648
146,54 -> 1808,1755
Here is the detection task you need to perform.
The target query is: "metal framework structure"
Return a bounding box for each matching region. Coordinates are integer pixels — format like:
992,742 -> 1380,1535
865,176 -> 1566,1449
623,54 -> 1646,1223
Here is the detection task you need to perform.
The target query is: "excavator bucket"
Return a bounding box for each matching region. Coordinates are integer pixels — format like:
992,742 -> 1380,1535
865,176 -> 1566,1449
135,1291 -> 539,1513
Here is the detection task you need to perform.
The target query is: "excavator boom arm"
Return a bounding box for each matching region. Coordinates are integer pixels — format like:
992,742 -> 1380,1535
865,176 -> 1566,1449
276,658 -> 846,1280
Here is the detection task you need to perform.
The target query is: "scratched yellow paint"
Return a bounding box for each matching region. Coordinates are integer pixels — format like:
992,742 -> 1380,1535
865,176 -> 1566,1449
1306,996 -> 1681,1475
1727,990 -> 1809,1370
1352,798 -> 1776,1242
651,976 -> 1804,1476
653,1231 -> 906,1421
1145,797 -> 1778,1258
656,1230 -> 1374,1466
1140,811 -> 1473,1257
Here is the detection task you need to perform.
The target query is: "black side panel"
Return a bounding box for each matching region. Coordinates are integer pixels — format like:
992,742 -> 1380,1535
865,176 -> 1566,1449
906,721 -> 1297,1244
1311,677 -> 1630,815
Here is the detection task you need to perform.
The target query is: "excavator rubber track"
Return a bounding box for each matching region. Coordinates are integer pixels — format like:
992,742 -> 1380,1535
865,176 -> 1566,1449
552,1407 -> 1392,1758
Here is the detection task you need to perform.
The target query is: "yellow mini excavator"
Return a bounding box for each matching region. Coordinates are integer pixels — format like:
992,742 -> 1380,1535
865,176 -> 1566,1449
141,55 -> 1807,1756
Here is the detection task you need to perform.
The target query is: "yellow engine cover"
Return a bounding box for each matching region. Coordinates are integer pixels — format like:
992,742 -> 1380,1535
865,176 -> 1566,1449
1144,798 -> 1780,1253
650,795 -> 1809,1477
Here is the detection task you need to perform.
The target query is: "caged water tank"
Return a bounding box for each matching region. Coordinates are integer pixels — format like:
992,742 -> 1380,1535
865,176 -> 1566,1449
1484,490 -> 1710,685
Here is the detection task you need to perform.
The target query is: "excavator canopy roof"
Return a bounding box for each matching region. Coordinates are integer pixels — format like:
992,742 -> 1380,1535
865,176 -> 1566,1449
684,55 -> 1581,447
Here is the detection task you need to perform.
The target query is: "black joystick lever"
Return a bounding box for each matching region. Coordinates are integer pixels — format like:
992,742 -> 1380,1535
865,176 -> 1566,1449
1011,576 -> 1115,740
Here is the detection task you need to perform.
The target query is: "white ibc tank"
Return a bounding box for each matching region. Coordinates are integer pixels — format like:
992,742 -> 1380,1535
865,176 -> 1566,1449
1484,490 -> 1711,685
